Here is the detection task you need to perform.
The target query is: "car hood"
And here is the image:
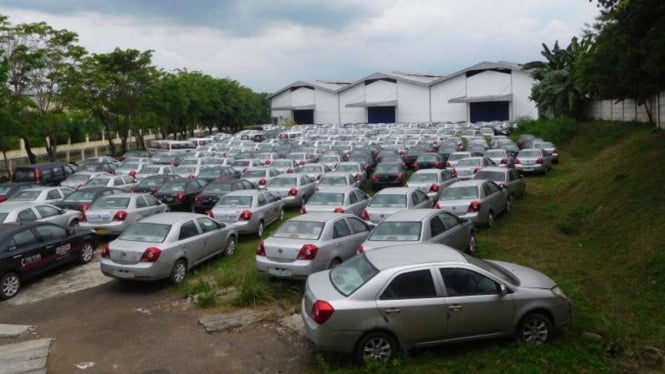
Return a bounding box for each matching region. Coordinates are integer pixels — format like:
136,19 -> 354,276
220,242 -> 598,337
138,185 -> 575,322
489,260 -> 556,289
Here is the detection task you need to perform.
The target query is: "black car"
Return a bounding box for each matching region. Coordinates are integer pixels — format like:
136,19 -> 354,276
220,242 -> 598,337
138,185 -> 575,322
0,222 -> 97,300
437,144 -> 457,162
192,178 -> 257,214
414,152 -> 444,170
153,178 -> 207,211
132,174 -> 184,194
12,162 -> 77,186
150,152 -> 184,167
370,162 -> 407,191
55,187 -> 123,211
0,183 -> 34,203
198,166 -> 241,183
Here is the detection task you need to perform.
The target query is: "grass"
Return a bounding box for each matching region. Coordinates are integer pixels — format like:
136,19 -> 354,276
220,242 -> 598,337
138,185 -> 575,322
179,120 -> 665,372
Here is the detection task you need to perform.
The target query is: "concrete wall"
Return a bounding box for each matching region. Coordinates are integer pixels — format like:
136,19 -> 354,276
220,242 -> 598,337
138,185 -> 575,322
339,84 -> 366,123
585,92 -> 665,129
512,71 -> 538,119
430,75 -> 467,122
397,81 -> 430,122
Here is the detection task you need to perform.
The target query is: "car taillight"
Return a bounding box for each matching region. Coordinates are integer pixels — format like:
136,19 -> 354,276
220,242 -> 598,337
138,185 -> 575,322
195,195 -> 202,203
101,244 -> 110,258
0,196 -> 5,203
129,170 -> 136,178
514,158 -> 521,164
297,244 -> 318,260
258,178 -> 266,185
300,207 -> 307,214
500,158 -> 507,165
265,160 -> 271,165
473,168 -> 480,174
140,247 -> 161,262
35,169 -> 41,183
429,184 -> 440,192
256,241 -> 266,256
396,173 -> 403,180
80,210 -> 87,222
311,300 -> 334,325
288,188 -> 298,196
536,158 -> 544,164
175,192 -> 186,201
113,210 -> 128,221
371,174 -> 379,181
239,210 -> 252,221
361,209 -> 370,221
434,202 -> 441,209
287,168 -> 294,173
354,173 -> 361,180
414,163 -> 420,170
434,162 -> 441,168
299,160 -> 305,166
333,207 -> 344,213
468,201 -> 481,213
356,246 -> 364,254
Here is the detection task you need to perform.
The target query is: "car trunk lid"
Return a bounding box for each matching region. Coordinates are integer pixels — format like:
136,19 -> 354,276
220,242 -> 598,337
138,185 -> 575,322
264,237 -> 311,262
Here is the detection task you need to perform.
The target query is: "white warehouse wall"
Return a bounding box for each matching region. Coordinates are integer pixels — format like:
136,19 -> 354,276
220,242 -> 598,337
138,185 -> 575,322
339,84 -> 366,123
365,80 -> 397,103
511,71 -> 538,119
314,90 -> 339,124
290,87 -> 315,107
397,81 -> 430,122
430,75 -> 467,122
271,90 -> 291,108
467,70 -> 512,97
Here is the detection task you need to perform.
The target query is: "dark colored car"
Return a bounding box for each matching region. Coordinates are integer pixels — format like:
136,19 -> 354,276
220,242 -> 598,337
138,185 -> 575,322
0,183 -> 34,203
370,163 -> 407,191
0,222 -> 97,300
347,153 -> 375,174
55,187 -> 124,211
153,178 -> 207,211
12,163 -> 77,186
192,178 -> 258,214
403,148 -> 426,168
414,153 -> 445,170
197,166 -> 241,183
132,174 -> 184,194
437,144 -> 458,163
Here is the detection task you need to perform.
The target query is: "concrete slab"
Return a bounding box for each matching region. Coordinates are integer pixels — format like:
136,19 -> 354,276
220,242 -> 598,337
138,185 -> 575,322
0,338 -> 52,374
0,324 -> 34,339
199,309 -> 273,333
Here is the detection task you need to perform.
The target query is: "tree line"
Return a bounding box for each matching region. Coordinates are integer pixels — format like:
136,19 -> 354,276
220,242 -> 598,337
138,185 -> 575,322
525,0 -> 664,124
0,14 -> 272,166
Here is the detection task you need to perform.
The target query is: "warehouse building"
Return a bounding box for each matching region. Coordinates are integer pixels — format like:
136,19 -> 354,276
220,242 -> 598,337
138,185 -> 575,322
269,61 -> 537,124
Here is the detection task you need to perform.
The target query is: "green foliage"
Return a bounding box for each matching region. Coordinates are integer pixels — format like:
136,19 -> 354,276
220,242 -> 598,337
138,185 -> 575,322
513,117 -> 579,145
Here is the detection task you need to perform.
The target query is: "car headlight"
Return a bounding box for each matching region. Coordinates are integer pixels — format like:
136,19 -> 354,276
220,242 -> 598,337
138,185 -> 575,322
552,286 -> 569,300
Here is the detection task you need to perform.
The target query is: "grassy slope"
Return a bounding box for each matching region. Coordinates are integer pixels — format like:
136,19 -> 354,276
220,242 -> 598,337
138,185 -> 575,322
178,121 -> 665,372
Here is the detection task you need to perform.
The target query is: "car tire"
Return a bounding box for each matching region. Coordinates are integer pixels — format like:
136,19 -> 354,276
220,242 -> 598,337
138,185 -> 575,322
257,221 -> 265,238
67,219 -> 79,235
0,272 -> 21,300
467,231 -> 477,255
169,259 -> 187,285
355,331 -> 399,364
225,236 -> 237,256
487,211 -> 495,228
516,313 -> 553,345
78,240 -> 95,264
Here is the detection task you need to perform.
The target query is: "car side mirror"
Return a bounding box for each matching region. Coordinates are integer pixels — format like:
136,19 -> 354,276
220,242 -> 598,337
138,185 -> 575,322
499,284 -> 509,296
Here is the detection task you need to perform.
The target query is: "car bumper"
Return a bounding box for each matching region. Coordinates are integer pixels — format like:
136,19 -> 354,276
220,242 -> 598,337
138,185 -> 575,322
256,256 -> 323,279
100,258 -> 172,281
224,220 -> 257,234
515,164 -> 547,173
281,196 -> 303,207
301,298 -> 362,353
79,221 -> 127,235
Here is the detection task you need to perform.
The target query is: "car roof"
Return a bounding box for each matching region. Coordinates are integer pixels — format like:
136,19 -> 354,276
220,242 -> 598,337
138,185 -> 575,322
478,167 -> 508,173
290,212 -> 350,223
314,186 -> 358,193
449,180 -> 486,187
137,212 -> 204,224
382,209 -> 438,222
76,187 -> 122,192
412,169 -> 441,174
20,186 -> 57,192
365,243 -> 468,270
223,189 -> 262,196
0,221 -> 60,235
375,187 -> 414,195
321,172 -> 352,177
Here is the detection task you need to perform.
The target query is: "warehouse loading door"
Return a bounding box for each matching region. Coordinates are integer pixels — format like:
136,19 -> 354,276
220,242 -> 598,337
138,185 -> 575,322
292,110 -> 314,124
368,106 -> 396,124
470,102 -> 509,122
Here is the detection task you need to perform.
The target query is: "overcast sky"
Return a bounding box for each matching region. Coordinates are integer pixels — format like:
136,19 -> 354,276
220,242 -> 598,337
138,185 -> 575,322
0,0 -> 600,93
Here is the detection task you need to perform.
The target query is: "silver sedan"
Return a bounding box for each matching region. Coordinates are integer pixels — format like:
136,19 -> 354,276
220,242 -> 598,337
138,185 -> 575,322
82,175 -> 138,192
515,148 -> 552,175
8,186 -> 74,204
362,187 -> 433,224
335,162 -> 367,185
360,209 -> 476,254
406,169 -> 457,201
453,157 -> 496,180
474,167 -> 526,200
80,193 -> 169,235
209,190 -> 284,237
302,244 -> 572,362
300,163 -> 331,181
256,212 -> 372,279
101,212 -> 238,283
436,180 -> 509,227
316,173 -> 360,191
301,187 -> 370,217
266,173 -> 318,208
0,202 -> 81,234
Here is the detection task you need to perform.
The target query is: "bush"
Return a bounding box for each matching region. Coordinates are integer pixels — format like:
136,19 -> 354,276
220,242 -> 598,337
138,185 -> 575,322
513,117 -> 579,146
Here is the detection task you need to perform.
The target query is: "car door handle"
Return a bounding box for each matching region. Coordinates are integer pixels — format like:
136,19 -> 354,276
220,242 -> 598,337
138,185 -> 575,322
384,308 -> 401,314
447,305 -> 463,311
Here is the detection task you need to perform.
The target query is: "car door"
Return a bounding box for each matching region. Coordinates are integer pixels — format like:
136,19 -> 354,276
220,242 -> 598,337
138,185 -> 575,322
375,268 -> 447,345
10,228 -> 57,278
439,212 -> 467,250
35,204 -> 67,227
345,217 -> 371,254
264,192 -> 281,224
133,195 -> 151,219
144,194 -> 165,214
177,220 -> 206,265
255,192 -> 271,224
195,217 -> 226,258
427,214 -> 454,246
34,225 -> 72,264
46,189 -> 62,204
330,218 -> 357,260
438,267 -> 514,339
485,181 -> 507,213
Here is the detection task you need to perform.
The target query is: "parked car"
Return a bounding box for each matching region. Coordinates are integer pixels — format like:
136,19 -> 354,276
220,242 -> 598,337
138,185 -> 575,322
484,149 -> 515,168
446,152 -> 472,168
370,163 -> 407,191
55,187 -> 124,212
0,183 -> 34,203
209,190 -> 284,237
133,164 -> 176,181
100,212 -> 238,283
436,180 -> 509,227
60,171 -> 110,189
0,222 -> 97,300
362,187 -> 433,224
269,159 -> 301,174
8,186 -> 74,204
414,153 -> 445,170
242,167 -> 280,189
256,212 -> 372,279
533,141 -> 559,164
82,175 -> 138,192
197,166 -> 241,183
301,244 -> 572,362
192,178 -> 257,214
301,163 -> 331,181
335,162 -> 367,184
316,173 -> 360,191
406,169 -> 457,201
0,202 -> 81,234
266,173 -> 317,208
79,193 -> 168,235
153,178 -> 207,211
514,149 -> 552,176
359,209 -> 476,254
474,167 -> 526,200
12,162 -> 76,186
453,157 -> 496,180
301,187 -> 371,217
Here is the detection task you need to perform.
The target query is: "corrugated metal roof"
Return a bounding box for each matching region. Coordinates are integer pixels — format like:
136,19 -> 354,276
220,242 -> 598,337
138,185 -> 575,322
448,94 -> 513,103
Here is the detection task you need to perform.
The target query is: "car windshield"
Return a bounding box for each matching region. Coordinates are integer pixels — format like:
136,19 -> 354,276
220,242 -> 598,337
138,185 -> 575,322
329,254 -> 379,296
409,173 -> 437,183
440,186 -> 478,200
139,178 -> 164,187
63,191 -> 97,203
449,154 -> 469,161
375,165 -> 401,173
370,194 -> 406,208
271,160 -> 290,167
307,193 -> 344,206
474,171 -> 506,183
232,160 -> 250,167
243,170 -> 266,178
205,183 -> 233,193
139,166 -> 161,174
13,169 -> 35,182
269,177 -> 296,187
119,223 -> 171,243
175,166 -> 196,174
518,150 -> 540,158
369,222 -> 422,241
216,196 -> 252,208
92,197 -> 130,209
160,182 -> 186,192
457,159 -> 481,167
320,176 -> 348,186
485,150 -> 505,157
337,165 -> 359,172
272,220 -> 324,240
85,178 -> 110,186
302,166 -> 321,173
464,254 -> 519,286
417,155 -> 438,161
66,174 -> 91,182
10,191 -> 40,201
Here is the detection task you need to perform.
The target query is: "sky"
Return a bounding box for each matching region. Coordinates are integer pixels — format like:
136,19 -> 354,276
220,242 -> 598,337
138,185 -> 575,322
0,0 -> 601,93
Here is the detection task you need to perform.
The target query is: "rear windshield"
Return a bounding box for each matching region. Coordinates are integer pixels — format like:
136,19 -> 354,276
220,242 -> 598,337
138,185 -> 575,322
66,174 -> 91,182
417,155 -> 438,161
85,178 -> 110,186
63,191 -> 98,203
518,150 -> 540,158
139,166 -> 161,174
457,159 -> 481,167
485,150 -> 505,157
330,254 -> 379,296
13,169 -> 36,182
175,166 -> 197,174
370,194 -> 406,208
409,173 -> 437,183
139,178 -> 164,187
368,222 -> 422,241
215,195 -> 252,208
271,160 -> 291,168
272,220 -> 324,240
307,193 -> 344,206
319,176 -> 348,186
160,182 -> 186,192
321,155 -> 339,162
449,153 -> 470,161
205,183 -> 233,193
474,171 -> 506,183
10,191 -> 41,201
232,160 -> 250,167
302,165 -> 321,173
92,197 -> 130,209
119,223 -> 171,243
440,186 -> 478,200
269,177 -> 296,187
337,165 -> 359,172
375,165 -> 401,173
243,170 -> 266,178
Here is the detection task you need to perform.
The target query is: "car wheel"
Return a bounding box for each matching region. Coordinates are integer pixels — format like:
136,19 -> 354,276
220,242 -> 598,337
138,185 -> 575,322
279,209 -> 285,221
169,259 -> 187,285
0,272 -> 21,300
517,313 -> 553,345
487,211 -> 495,227
329,258 -> 342,269
225,236 -> 237,256
355,331 -> 398,364
467,231 -> 477,255
78,240 -> 95,264
67,219 -> 79,235
257,221 -> 265,238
